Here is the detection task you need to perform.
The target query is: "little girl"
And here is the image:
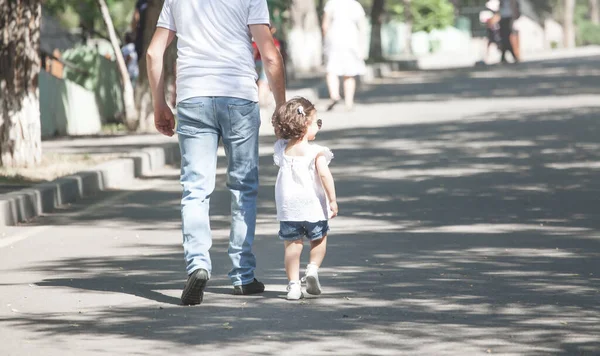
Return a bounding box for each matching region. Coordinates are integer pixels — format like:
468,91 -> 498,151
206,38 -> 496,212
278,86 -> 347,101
272,97 -> 338,300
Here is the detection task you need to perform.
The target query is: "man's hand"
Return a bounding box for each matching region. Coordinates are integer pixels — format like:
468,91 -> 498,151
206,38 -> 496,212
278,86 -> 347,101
147,27 -> 176,136
154,103 -> 175,137
329,201 -> 338,218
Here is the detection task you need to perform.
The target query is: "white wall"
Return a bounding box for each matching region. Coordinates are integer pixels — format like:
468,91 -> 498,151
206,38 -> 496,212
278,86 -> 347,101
544,18 -> 565,49
514,16 -> 546,53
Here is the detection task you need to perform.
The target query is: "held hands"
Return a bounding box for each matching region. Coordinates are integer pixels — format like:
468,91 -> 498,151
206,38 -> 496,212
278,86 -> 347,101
329,201 -> 338,219
154,103 -> 175,137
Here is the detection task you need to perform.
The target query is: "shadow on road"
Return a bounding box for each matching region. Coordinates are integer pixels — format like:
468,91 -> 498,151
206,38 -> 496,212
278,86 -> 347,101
2,103 -> 600,353
356,56 -> 600,104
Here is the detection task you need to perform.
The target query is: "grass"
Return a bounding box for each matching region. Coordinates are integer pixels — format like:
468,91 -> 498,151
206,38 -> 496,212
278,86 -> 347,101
101,123 -> 128,135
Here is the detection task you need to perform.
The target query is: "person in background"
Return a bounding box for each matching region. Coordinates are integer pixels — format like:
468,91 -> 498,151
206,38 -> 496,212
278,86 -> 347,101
121,32 -> 139,88
131,0 -> 149,62
479,10 -> 501,64
498,0 -> 520,63
322,0 -> 367,111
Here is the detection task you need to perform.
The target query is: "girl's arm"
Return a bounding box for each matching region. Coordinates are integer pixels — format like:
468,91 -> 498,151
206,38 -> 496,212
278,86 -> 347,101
316,154 -> 338,218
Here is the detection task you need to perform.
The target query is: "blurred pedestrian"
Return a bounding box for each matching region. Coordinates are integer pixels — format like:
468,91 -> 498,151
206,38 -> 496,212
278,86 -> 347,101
499,0 -> 520,63
479,10 -> 501,64
131,0 -> 149,62
121,32 -> 139,88
322,0 -> 366,111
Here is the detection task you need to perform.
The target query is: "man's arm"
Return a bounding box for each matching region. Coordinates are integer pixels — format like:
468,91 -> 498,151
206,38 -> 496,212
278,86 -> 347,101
250,24 -> 286,108
146,27 -> 176,136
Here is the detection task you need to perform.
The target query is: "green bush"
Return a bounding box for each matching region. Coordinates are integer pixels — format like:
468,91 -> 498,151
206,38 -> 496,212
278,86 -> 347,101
577,21 -> 600,46
62,45 -> 102,91
389,0 -> 455,33
411,0 -> 455,33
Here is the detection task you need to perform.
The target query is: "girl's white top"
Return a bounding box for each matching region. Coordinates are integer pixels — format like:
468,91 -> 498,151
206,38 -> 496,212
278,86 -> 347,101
274,139 -> 334,222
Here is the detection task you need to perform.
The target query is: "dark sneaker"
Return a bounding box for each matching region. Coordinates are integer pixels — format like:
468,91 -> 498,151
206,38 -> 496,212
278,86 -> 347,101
181,269 -> 209,305
233,278 -> 265,295
326,99 -> 340,112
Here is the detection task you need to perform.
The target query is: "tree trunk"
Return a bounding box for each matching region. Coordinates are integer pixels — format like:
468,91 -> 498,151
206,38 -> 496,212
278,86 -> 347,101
0,0 -> 42,168
134,0 -> 177,133
317,0 -> 325,26
403,0 -> 412,55
564,0 -> 576,48
96,0 -> 138,130
368,0 -> 385,60
591,0 -> 600,25
288,0 -> 322,73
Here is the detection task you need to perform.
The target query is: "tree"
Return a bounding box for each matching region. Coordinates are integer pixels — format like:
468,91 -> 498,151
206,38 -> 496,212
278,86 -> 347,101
591,0 -> 599,25
410,0 -> 454,33
529,0 -> 556,18
44,0 -> 137,40
0,0 -> 42,167
96,0 -> 138,129
369,0 -> 385,60
564,0 -> 576,48
403,0 -> 412,55
386,0 -> 454,58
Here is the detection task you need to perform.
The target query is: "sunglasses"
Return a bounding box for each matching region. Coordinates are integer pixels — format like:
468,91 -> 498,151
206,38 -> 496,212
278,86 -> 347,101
317,119 -> 322,129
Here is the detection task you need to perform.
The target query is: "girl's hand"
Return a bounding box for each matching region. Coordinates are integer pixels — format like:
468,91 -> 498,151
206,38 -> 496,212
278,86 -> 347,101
329,201 -> 338,218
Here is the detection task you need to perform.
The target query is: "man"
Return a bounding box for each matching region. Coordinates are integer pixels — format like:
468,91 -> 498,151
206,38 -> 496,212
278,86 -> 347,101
499,0 -> 520,63
146,0 -> 286,305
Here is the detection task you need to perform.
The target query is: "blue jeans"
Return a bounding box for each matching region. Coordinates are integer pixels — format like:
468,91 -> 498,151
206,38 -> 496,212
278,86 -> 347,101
176,96 -> 260,286
279,221 -> 329,241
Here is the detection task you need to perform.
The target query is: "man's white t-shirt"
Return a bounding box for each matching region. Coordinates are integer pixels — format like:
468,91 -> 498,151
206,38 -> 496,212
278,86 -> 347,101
157,0 -> 270,104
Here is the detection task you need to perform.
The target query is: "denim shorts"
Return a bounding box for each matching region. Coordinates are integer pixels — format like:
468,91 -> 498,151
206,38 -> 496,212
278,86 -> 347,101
279,221 -> 329,241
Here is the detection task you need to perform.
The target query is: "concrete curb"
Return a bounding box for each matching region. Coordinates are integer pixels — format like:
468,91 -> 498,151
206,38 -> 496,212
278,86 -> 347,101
0,143 -> 181,226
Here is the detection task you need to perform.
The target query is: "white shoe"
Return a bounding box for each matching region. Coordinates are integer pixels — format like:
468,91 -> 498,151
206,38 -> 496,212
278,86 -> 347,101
286,281 -> 303,300
304,263 -> 322,295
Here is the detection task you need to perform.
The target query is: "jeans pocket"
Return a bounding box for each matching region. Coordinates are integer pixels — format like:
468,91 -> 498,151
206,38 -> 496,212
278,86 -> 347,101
177,102 -> 206,137
228,99 -> 260,137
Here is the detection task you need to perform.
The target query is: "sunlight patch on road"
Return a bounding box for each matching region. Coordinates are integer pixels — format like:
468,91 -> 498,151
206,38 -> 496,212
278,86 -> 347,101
547,161 -> 600,170
408,224 -> 589,235
0,226 -> 51,249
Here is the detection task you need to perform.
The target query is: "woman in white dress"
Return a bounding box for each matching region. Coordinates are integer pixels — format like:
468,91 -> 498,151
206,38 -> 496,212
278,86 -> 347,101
322,0 -> 366,111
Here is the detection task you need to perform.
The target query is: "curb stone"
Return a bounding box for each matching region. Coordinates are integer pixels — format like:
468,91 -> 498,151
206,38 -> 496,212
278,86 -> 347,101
0,143 -> 180,226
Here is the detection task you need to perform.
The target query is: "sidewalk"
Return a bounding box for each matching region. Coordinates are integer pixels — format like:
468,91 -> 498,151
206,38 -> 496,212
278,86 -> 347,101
365,45 -> 600,74
0,133 -> 181,226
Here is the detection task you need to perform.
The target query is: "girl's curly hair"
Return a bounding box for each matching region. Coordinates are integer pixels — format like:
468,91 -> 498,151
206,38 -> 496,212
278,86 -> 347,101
271,97 -> 316,140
